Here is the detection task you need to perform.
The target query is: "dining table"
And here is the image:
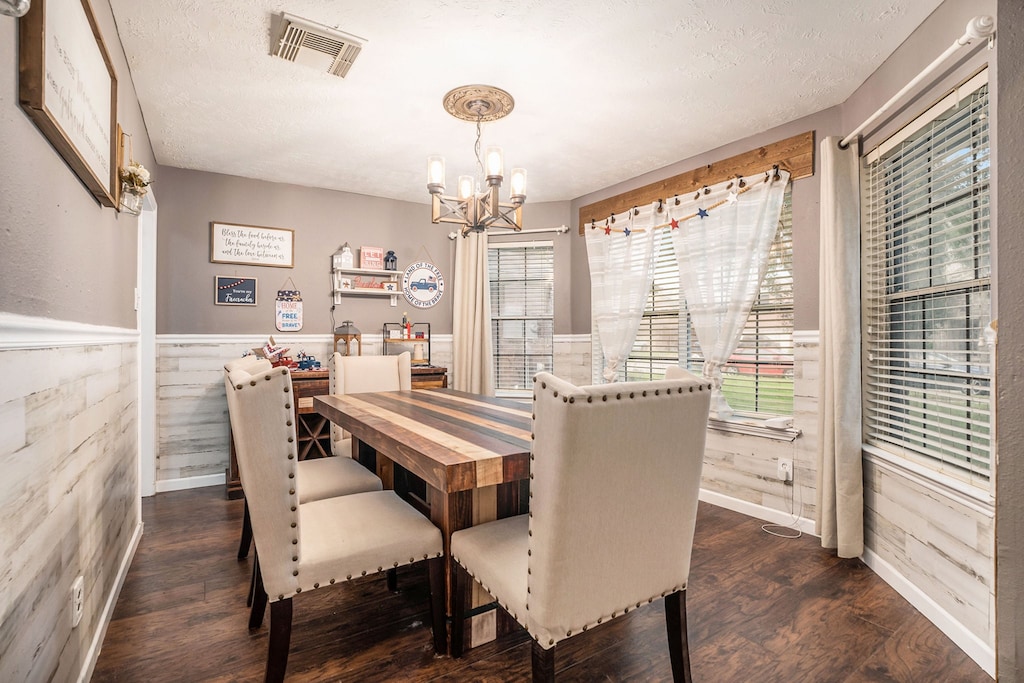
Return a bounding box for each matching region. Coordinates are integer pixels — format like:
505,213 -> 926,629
314,387 -> 532,652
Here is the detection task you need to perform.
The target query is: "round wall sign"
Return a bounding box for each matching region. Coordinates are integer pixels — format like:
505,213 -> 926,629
402,261 -> 445,308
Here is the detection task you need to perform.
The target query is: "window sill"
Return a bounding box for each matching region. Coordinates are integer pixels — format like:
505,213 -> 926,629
707,416 -> 801,442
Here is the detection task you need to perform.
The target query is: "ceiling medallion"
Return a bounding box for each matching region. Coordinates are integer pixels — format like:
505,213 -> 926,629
442,85 -> 515,123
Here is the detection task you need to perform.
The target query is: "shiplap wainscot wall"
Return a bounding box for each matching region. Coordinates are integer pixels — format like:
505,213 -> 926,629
0,313 -> 142,683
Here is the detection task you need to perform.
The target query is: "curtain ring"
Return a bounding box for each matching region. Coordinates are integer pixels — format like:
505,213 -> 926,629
738,176 -> 746,188
673,195 -> 680,205
656,199 -> 663,213
610,214 -> 616,224
772,164 -> 781,180
702,185 -> 711,195
632,206 -> 639,216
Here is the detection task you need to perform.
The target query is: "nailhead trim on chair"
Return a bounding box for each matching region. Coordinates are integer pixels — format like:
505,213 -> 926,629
497,377 -> 708,648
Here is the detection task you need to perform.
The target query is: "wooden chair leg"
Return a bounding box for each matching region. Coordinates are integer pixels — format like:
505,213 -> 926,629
665,589 -> 693,683
247,554 -> 257,607
249,558 -> 268,630
450,563 -> 468,658
265,598 -> 293,683
387,567 -> 399,593
531,640 -> 555,683
426,556 -> 446,655
238,500 -> 253,559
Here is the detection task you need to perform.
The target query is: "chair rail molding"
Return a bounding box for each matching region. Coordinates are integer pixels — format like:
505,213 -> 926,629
0,312 -> 138,350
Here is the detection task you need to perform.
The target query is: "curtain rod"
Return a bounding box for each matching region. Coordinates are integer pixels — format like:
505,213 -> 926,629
840,15 -> 995,149
447,225 -> 569,240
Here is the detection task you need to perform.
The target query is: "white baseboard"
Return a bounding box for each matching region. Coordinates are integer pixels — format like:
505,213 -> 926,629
155,472 -> 225,493
861,548 -> 995,677
699,487 -> 817,535
77,520 -> 144,683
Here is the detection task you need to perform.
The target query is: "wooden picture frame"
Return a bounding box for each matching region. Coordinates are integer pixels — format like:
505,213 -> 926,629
215,276 -> 258,306
19,0 -> 119,207
210,222 -> 295,268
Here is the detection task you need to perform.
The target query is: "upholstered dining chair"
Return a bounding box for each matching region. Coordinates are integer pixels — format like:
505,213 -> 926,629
225,356 -> 382,565
327,351 -> 412,457
226,363 -> 445,683
450,371 -> 711,682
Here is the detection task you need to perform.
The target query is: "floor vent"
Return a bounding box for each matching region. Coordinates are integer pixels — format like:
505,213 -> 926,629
273,13 -> 366,78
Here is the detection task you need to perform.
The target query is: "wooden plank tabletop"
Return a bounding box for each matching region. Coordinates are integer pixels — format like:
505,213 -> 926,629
314,389 -> 532,493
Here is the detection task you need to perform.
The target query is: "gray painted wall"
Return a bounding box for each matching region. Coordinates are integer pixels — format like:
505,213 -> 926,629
995,0 -> 1023,677
0,2 -> 155,328
154,165 -> 572,336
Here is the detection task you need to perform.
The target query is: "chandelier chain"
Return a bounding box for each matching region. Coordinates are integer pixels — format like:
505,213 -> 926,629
474,114 -> 484,179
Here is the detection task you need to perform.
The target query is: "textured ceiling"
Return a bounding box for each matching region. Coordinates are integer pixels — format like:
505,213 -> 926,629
108,0 -> 943,205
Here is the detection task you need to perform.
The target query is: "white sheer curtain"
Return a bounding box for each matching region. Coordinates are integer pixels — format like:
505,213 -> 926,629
670,171 -> 789,418
586,205 -> 657,382
452,231 -> 494,394
816,137 -> 863,558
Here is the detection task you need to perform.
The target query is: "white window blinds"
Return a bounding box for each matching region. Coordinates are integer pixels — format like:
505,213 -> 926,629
489,242 -> 555,394
609,188 -> 794,416
861,73 -> 991,485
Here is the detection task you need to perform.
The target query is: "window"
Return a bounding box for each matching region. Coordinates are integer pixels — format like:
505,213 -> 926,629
861,72 -> 991,486
489,241 -> 554,395
610,188 -> 794,417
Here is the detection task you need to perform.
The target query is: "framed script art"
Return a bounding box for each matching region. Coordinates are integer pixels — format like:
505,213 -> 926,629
210,222 -> 295,268
19,0 -> 119,207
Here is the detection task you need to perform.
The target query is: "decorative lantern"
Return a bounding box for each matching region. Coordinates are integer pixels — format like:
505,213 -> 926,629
384,250 -> 398,271
333,320 -> 361,356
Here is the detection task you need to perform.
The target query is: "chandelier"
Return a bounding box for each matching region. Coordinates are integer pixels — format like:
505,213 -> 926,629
426,85 -> 526,237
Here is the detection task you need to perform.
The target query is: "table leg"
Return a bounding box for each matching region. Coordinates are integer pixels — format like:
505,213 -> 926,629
427,486 -> 473,653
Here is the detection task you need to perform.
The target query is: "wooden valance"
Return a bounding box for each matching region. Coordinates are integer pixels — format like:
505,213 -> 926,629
577,130 -> 815,234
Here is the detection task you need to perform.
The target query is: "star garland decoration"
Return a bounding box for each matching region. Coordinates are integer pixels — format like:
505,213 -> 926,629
587,168 -> 783,236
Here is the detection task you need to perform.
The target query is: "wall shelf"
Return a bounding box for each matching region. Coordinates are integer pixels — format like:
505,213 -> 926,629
332,266 -> 399,306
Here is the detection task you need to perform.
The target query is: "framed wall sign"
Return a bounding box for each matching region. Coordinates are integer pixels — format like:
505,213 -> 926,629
402,261 -> 445,308
210,222 -> 294,268
215,276 -> 258,306
19,0 -> 119,207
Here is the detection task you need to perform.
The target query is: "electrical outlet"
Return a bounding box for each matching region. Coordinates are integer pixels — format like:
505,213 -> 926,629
777,458 -> 793,484
71,575 -> 84,628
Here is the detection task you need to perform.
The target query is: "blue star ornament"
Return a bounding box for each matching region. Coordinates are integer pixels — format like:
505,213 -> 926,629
697,207 -> 709,219
624,226 -> 632,236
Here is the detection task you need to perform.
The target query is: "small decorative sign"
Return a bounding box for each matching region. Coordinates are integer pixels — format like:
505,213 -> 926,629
402,261 -> 445,308
359,246 -> 384,269
275,288 -> 303,331
215,276 -> 258,306
210,222 -> 294,268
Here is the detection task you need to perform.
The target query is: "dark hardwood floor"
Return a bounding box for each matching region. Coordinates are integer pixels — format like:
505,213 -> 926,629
92,486 -> 991,682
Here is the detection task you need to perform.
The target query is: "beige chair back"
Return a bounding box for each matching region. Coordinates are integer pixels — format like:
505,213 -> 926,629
526,371 -> 711,646
327,352 -> 412,454
223,356 -> 274,445
226,365 -> 305,599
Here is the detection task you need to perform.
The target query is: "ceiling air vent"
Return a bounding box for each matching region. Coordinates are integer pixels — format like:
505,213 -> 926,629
273,13 -> 366,78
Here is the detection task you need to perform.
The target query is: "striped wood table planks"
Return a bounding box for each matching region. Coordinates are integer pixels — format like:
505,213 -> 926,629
314,389 -> 532,651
